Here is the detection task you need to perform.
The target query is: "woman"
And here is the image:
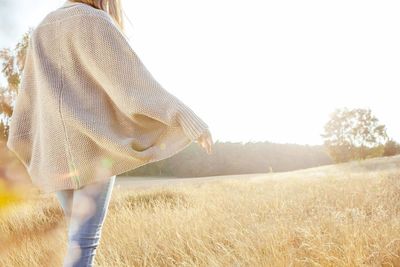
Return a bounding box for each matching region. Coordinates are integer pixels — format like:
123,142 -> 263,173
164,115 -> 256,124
6,0 -> 213,266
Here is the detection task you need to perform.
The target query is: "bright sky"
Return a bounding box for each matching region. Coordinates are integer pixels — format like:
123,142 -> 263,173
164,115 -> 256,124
1,0 -> 399,145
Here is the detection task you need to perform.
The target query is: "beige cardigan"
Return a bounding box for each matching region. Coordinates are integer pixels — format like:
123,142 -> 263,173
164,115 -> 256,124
6,0 -> 209,194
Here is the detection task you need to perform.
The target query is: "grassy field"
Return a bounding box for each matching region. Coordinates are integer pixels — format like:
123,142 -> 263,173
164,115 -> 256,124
0,156 -> 399,266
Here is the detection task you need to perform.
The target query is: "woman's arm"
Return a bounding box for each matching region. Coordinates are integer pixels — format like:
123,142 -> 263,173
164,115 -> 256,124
72,14 -> 209,141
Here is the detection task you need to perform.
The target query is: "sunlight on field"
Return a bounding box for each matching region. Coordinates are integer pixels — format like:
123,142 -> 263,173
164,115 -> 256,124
0,180 -> 24,210
0,156 -> 399,266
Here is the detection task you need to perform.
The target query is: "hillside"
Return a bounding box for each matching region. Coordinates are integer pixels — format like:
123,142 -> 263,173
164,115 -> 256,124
0,155 -> 399,266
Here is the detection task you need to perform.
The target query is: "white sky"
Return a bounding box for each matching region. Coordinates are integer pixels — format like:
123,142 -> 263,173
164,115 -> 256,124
1,0 -> 399,145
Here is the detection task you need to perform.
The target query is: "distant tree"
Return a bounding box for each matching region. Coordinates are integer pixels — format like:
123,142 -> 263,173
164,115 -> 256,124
383,139 -> 400,157
0,28 -> 33,141
321,108 -> 388,163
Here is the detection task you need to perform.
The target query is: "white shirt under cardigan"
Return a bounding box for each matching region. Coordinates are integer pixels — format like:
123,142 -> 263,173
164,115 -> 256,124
6,0 -> 209,194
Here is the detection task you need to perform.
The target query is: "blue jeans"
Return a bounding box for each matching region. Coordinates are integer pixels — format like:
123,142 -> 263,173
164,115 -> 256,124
55,175 -> 116,267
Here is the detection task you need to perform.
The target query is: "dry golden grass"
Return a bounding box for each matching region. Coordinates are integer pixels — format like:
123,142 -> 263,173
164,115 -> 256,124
0,156 -> 399,267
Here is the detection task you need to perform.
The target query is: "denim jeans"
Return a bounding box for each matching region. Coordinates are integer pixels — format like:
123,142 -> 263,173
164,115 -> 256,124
55,175 -> 116,267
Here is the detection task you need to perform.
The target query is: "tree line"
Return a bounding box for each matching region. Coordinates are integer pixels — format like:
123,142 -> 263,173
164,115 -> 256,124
125,141 -> 332,177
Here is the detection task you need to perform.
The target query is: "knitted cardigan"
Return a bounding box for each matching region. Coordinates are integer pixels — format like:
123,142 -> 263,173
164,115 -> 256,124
6,0 -> 209,194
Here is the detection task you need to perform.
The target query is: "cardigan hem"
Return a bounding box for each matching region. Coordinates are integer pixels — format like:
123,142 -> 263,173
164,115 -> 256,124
31,133 -> 194,195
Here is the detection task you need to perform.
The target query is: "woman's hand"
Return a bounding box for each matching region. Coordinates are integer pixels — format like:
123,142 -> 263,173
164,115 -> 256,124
196,129 -> 214,155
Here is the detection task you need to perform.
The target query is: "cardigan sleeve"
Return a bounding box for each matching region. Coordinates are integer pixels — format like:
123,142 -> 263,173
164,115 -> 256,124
74,14 -> 209,141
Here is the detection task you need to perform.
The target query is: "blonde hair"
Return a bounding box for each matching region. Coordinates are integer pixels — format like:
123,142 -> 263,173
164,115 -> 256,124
70,0 -> 125,32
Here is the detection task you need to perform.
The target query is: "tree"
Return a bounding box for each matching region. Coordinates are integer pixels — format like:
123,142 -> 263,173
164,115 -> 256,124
383,139 -> 400,157
0,28 -> 33,140
321,108 -> 388,163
